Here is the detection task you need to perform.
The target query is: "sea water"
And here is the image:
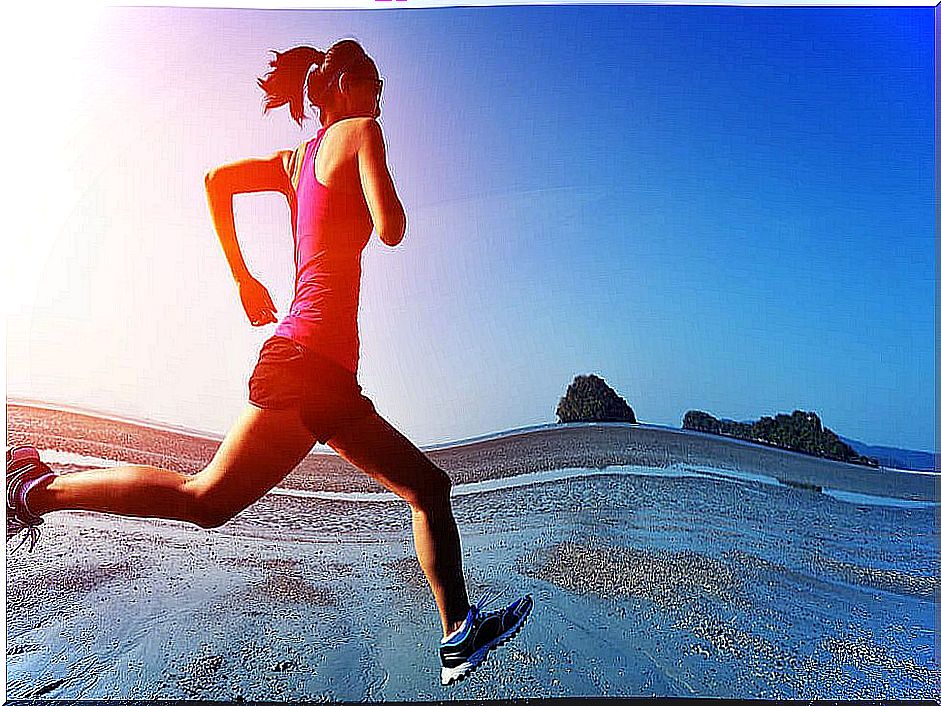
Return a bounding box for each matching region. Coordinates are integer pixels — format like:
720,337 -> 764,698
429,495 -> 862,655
6,459 -> 939,700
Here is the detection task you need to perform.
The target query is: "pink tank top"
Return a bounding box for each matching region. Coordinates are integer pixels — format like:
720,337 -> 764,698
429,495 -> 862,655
274,122 -> 373,374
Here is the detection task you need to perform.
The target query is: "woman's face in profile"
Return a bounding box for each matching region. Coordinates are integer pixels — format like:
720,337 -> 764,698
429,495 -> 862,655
339,73 -> 383,119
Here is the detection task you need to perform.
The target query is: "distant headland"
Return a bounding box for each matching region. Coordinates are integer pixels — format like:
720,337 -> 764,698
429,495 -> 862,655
556,374 -> 881,468
681,410 -> 879,468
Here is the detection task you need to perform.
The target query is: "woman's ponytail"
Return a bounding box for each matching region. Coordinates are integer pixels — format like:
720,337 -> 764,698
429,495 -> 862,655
257,46 -> 325,125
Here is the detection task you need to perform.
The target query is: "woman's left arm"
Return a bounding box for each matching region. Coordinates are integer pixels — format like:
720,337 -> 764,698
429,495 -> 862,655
204,150 -> 292,325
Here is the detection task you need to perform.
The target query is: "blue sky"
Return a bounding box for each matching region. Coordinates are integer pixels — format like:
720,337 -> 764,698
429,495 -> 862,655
7,5 -> 934,451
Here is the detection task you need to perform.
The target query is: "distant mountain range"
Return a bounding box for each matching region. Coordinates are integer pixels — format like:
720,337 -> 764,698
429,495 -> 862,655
836,436 -> 936,472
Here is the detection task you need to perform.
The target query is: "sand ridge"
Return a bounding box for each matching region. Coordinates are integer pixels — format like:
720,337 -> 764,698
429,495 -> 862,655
6,403 -> 935,500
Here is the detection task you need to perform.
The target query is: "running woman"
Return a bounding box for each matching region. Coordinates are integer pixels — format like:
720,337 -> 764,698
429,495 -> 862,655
7,38 -> 532,687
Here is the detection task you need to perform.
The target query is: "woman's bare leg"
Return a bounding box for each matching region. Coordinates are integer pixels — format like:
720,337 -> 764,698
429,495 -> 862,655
23,404 -> 472,635
25,405 -> 317,528
325,411 -> 471,637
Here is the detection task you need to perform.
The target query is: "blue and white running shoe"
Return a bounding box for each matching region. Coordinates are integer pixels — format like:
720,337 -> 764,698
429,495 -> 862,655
439,588 -> 534,686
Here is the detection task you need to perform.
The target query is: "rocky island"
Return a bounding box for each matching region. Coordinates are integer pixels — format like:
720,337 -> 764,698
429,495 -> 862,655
682,409 -> 880,468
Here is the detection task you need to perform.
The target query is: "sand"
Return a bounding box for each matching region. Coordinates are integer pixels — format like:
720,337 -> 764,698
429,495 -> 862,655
6,404 -> 938,699
6,464 -> 937,699
6,404 -> 935,501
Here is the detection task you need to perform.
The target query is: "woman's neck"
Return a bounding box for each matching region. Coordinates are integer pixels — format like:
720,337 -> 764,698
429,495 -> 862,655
320,108 -> 377,129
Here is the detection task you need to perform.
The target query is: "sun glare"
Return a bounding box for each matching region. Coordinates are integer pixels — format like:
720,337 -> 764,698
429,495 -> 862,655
8,5 -> 105,316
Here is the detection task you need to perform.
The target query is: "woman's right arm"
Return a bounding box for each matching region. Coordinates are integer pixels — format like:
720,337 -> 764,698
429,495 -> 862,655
204,151 -> 292,283
357,120 -> 406,247
204,151 -> 292,325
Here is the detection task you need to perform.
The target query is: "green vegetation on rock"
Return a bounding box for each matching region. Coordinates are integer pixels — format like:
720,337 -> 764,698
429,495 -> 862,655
682,409 -> 879,467
556,374 -> 636,424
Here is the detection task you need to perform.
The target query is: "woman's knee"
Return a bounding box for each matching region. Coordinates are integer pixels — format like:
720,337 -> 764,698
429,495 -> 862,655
404,464 -> 453,512
190,507 -> 233,530
181,473 -> 240,529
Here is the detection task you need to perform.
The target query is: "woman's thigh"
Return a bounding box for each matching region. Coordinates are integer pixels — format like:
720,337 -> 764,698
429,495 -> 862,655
185,403 -> 318,519
326,411 -> 451,505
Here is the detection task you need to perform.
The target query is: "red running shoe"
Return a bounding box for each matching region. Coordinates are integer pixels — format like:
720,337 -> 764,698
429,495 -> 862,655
6,445 -> 55,552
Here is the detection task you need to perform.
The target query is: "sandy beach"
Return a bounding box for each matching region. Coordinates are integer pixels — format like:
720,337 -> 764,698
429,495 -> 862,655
6,402 -> 938,700
6,403 -> 936,501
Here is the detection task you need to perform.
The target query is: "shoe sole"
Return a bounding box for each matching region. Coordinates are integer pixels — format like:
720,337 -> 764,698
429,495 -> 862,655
440,595 -> 534,686
7,445 -> 41,471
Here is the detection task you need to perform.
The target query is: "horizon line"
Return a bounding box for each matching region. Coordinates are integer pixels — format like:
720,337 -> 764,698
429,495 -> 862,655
5,396 -> 934,455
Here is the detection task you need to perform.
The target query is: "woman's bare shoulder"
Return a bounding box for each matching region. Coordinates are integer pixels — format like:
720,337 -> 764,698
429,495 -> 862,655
342,116 -> 380,130
335,117 -> 383,145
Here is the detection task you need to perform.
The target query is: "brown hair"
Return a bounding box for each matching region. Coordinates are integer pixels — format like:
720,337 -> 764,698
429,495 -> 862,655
257,39 -> 378,126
